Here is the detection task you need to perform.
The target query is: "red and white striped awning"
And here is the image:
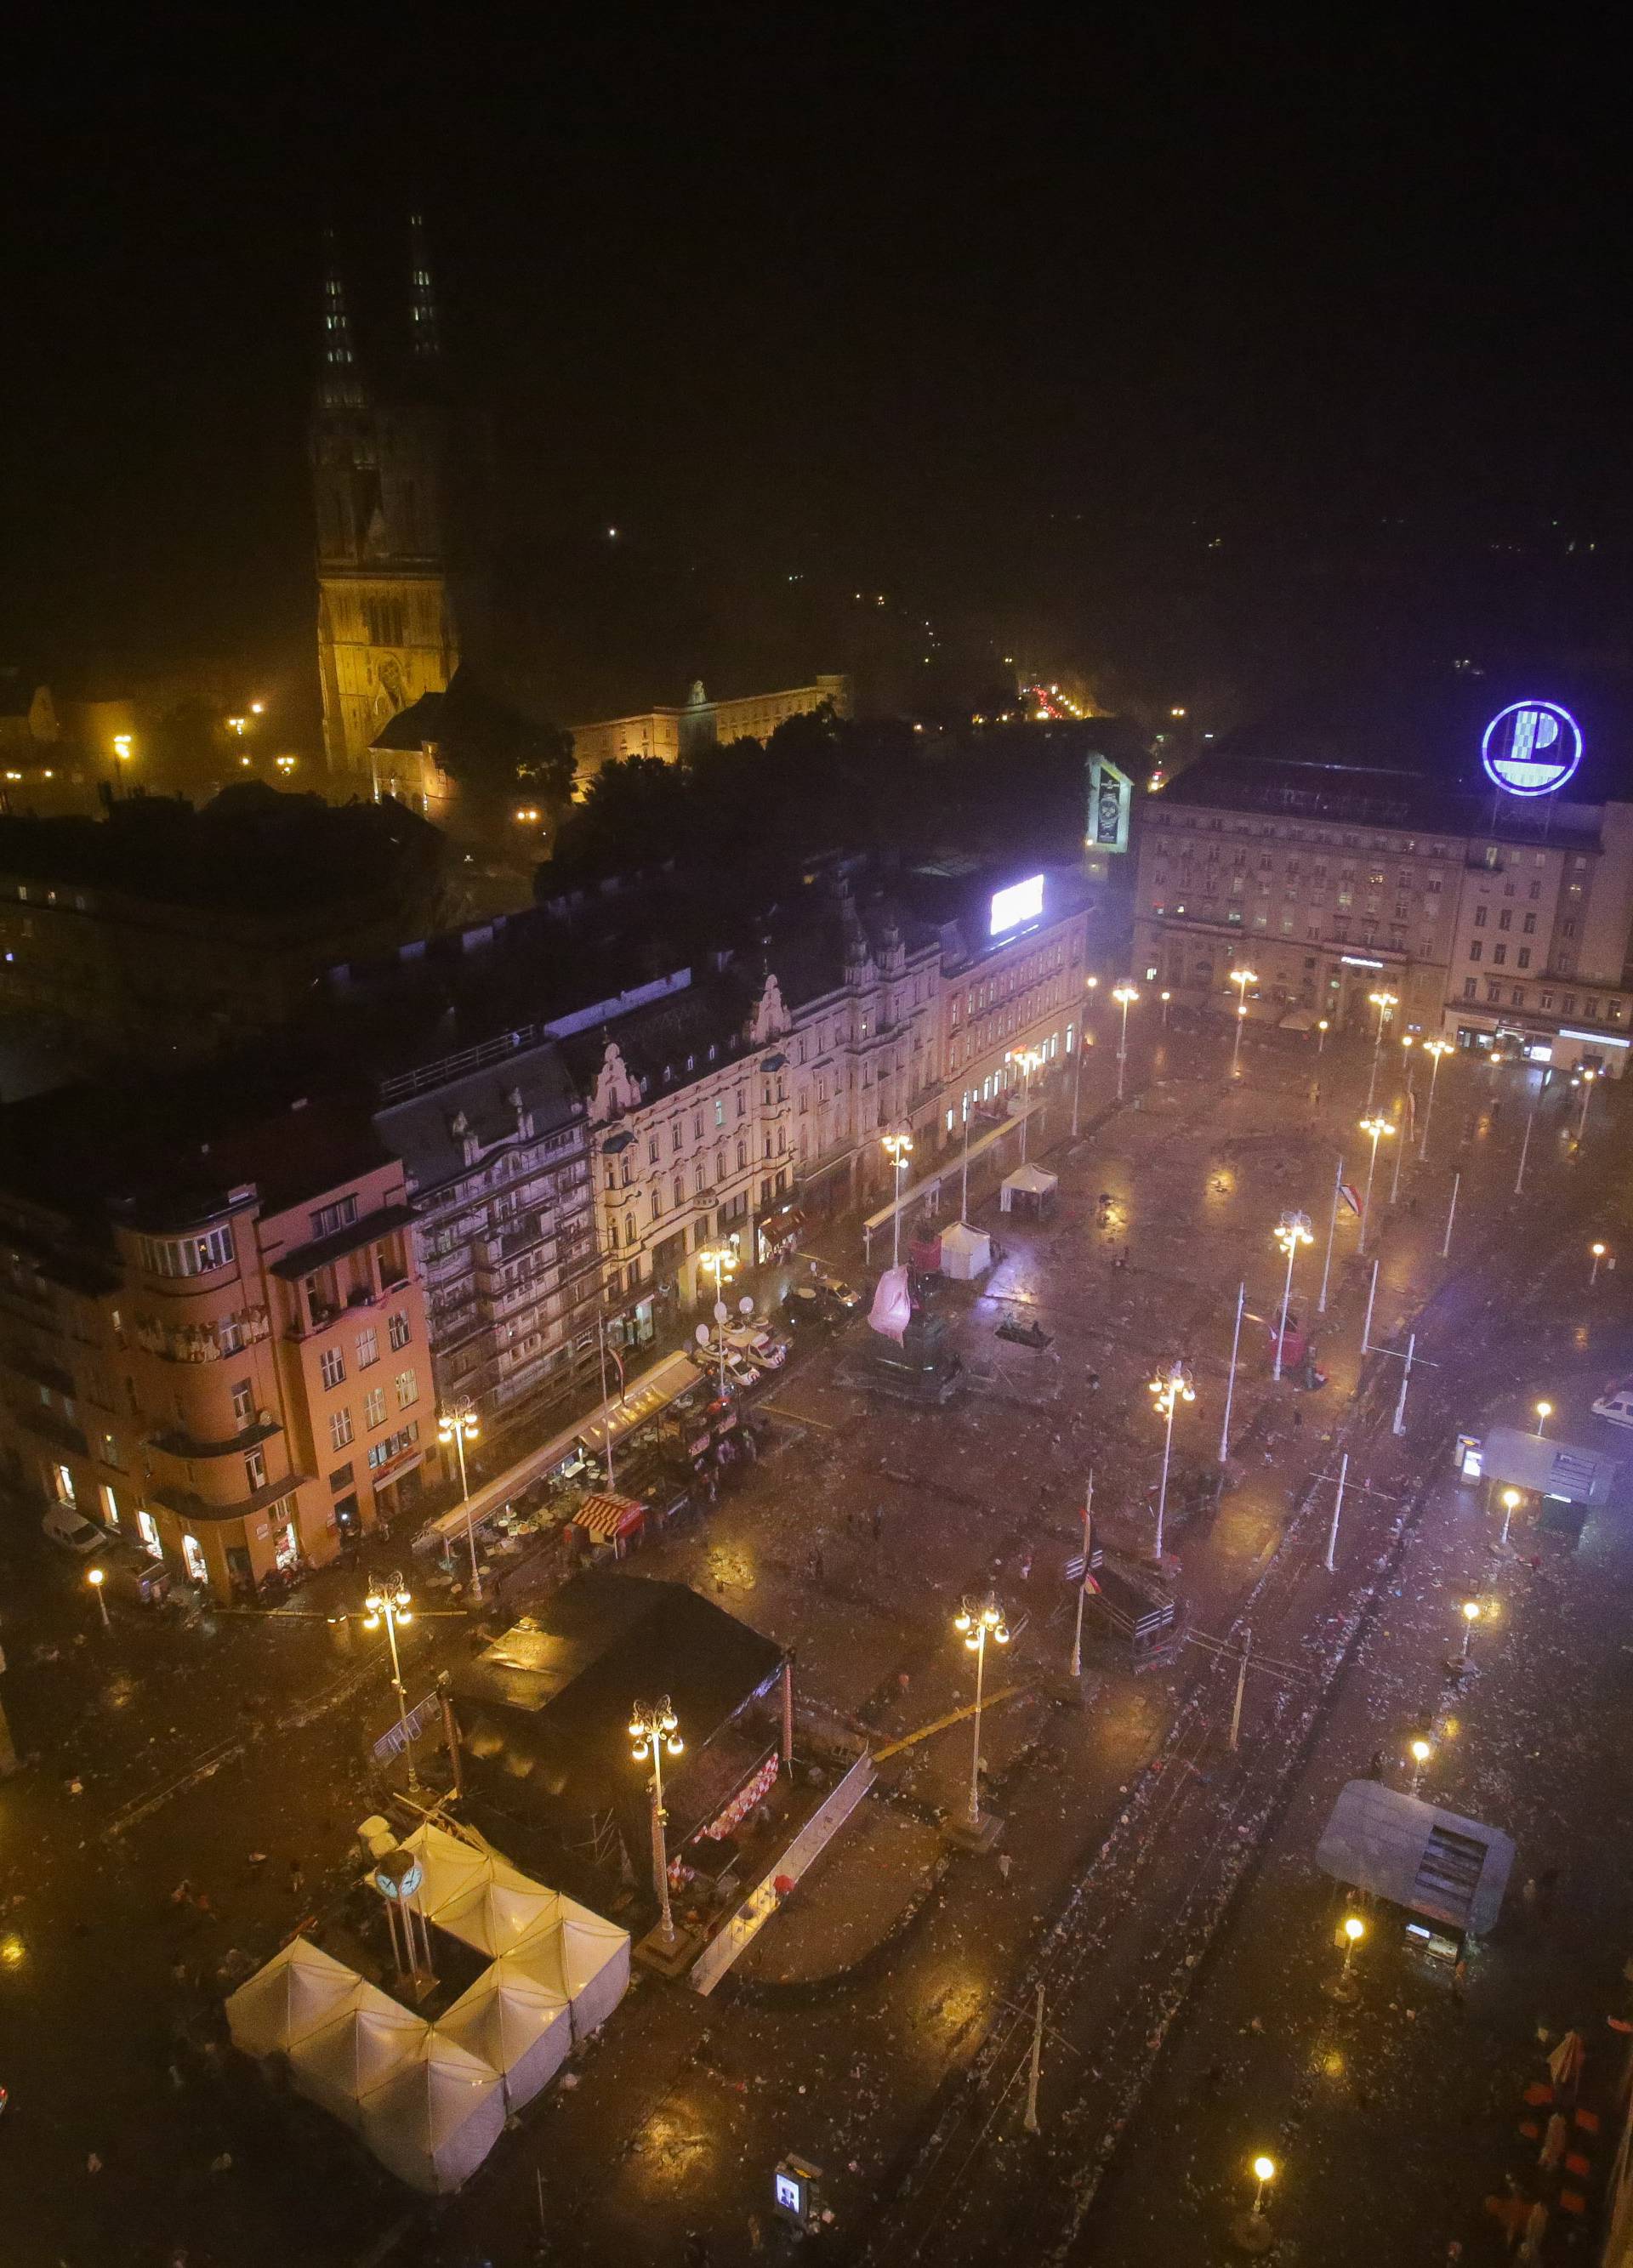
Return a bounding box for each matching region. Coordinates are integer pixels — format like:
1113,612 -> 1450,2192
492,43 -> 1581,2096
572,1492 -> 646,1543
703,1752 -> 781,1841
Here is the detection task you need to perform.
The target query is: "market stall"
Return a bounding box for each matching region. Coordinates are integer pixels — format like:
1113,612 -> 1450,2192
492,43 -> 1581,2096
439,1951 -> 573,2112
570,1491 -> 647,1559
999,1162 -> 1058,1219
225,1935 -> 361,2061
358,2031 -> 507,2195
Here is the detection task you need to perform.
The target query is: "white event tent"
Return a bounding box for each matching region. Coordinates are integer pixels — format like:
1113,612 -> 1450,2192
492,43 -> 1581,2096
287,1981 -> 431,2131
440,1949 -> 573,2112
937,1221 -> 992,1280
225,1936 -> 361,2061
360,2031 -> 508,2195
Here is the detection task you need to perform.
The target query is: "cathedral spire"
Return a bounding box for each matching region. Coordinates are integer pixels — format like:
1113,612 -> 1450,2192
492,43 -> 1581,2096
318,226 -> 367,411
407,212 -> 442,363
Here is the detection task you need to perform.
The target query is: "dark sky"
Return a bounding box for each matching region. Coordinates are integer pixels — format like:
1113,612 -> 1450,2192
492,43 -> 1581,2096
5,13 -> 1628,724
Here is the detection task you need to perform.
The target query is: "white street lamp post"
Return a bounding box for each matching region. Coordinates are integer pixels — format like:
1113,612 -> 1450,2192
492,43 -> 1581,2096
1007,1045 -> 1044,1163
1408,1737 -> 1431,1796
883,1130 -> 913,1269
1534,1400 -> 1552,1438
953,1594 -> 1010,1828
1148,1360 -> 1195,1563
1579,1067 -> 1597,1140
1072,975 -> 1099,1138
1420,1039 -> 1452,1162
1364,989 -> 1397,1113
1389,1097 -> 1408,1203
1112,985 -> 1139,1102
1228,968 -> 1257,1078
436,1401 -> 482,1602
1070,1475 -> 1094,1680
1590,1240 -> 1609,1287
698,1242 -> 740,1395
365,1577 -> 418,1791
1272,1212 -> 1313,1383
1357,1114 -> 1394,1253
1220,1281 -> 1245,1462
629,1697 -> 684,1943
1316,1017 -> 1329,1057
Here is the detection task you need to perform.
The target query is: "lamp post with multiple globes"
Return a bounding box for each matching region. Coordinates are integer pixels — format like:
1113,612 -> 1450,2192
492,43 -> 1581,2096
883,1129 -> 913,1269
1364,988 -> 1398,1112
1148,1361 -> 1196,1562
1419,1038 -> 1453,1161
1271,1211 -> 1313,1383
1228,968 -> 1257,1078
953,1594 -> 1010,1831
364,1577 -> 418,1790
436,1401 -> 482,1602
629,1698 -> 684,1944
1112,984 -> 1139,1101
1357,1114 -> 1394,1252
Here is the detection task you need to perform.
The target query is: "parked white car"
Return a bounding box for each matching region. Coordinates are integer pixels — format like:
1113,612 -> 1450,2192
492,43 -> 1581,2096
43,1504 -> 110,1555
1591,1378 -> 1633,1428
726,1326 -> 788,1371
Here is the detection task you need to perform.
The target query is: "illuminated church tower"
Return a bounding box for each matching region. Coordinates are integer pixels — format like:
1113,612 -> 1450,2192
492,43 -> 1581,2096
310,218 -> 458,785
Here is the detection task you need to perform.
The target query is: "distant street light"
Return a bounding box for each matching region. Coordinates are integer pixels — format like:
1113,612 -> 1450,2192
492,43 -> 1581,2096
1534,1400 -> 1552,1438
1148,1360 -> 1195,1563
1408,1737 -> 1432,1796
1324,1913 -> 1366,2004
1491,1486 -> 1522,1558
629,1698 -> 684,1944
1271,1211 -> 1313,1382
1590,1240 -> 1610,1287
436,1401 -> 482,1602
1364,989 -> 1398,1112
1159,988 -> 1172,1028
1357,1114 -> 1395,1252
1578,1066 -> 1598,1140
953,1594 -> 1010,1830
1316,1016 -> 1329,1056
882,1129 -> 913,1269
1071,977 -> 1100,1137
1006,1044 -> 1046,1163
111,733 -> 134,766
697,1242 -> 740,1396
87,1564 -> 109,1628
1419,1038 -> 1453,1161
1450,1597 -> 1482,1671
364,1577 -> 418,1791
1228,969 -> 1257,1078
1233,2154 -> 1279,2254
1112,984 -> 1139,1101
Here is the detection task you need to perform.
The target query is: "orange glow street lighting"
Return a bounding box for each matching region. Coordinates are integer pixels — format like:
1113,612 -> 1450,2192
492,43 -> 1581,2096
1357,1114 -> 1394,1252
1419,1038 -> 1453,1161
1112,983 -> 1139,1100
1364,988 -> 1397,1111
1534,1400 -> 1552,1438
87,1565 -> 109,1628
435,1402 -> 482,1602
1590,1240 -> 1610,1287
364,1577 -> 418,1789
953,1594 -> 1010,1830
1229,968 -> 1256,1078
630,1699 -> 684,1943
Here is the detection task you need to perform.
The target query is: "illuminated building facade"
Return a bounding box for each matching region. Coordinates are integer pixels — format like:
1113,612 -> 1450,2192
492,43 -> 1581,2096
0,1096 -> 430,1601
311,220 -> 458,784
569,675 -> 851,784
1134,748 -> 1633,1074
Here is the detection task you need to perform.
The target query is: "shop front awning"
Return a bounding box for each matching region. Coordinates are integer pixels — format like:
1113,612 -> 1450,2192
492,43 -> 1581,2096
1316,1779 -> 1515,1935
571,1492 -> 646,1543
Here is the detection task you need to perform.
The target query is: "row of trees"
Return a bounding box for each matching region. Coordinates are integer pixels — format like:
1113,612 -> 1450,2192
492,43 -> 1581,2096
546,706 -> 1096,882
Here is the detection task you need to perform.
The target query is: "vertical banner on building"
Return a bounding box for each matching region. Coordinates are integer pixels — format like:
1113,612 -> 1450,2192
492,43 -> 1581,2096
1086,755 -> 1132,855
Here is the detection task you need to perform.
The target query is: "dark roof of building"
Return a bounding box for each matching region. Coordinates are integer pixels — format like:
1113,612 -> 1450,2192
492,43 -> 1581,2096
0,1076 -> 395,1238
371,692 -> 447,752
1155,751 -> 1607,848
0,669 -> 45,719
374,1035 -> 583,1197
453,1572 -> 786,1822
553,969 -> 763,1091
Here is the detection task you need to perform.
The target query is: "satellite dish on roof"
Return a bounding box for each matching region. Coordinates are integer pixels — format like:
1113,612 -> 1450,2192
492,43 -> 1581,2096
714,1300 -> 729,1322
738,1295 -> 754,1316
694,1324 -> 711,1346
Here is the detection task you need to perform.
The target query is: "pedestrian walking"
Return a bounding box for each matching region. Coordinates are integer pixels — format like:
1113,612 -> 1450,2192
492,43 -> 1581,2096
287,1857 -> 304,1900
1452,1956 -> 1469,2004
997,1851 -> 1013,1882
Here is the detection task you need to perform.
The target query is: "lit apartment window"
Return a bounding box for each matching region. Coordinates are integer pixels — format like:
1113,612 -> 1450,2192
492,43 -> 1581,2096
395,1368 -> 418,1410
244,1447 -> 266,1492
329,1408 -> 354,1452
356,1326 -> 379,1367
320,1346 -> 345,1389
363,1386 -> 386,1429
387,1311 -> 411,1351
139,1225 -> 236,1278
231,1379 -> 253,1425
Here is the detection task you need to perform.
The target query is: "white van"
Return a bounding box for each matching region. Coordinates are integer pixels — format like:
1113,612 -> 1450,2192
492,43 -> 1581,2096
1590,1378 -> 1633,1428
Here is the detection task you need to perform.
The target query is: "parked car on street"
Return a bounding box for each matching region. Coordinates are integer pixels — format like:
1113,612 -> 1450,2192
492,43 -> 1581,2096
1591,1378 -> 1633,1427
43,1505 -> 110,1555
814,1271 -> 863,1312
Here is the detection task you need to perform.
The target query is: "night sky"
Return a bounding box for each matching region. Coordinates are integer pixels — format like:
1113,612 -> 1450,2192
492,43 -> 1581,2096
5,15 -> 1628,727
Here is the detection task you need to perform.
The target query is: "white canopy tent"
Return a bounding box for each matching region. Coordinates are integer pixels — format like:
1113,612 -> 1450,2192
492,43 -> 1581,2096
509,1901 -> 633,2043
359,2032 -> 507,2195
225,1936 -> 361,2061
287,1982 -> 430,2130
430,1856 -> 565,1959
440,1951 -> 573,2111
999,1162 -> 1058,1215
937,1221 -> 993,1281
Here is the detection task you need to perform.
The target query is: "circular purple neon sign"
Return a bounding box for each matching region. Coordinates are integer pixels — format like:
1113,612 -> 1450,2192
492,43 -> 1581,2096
1481,700 -> 1583,798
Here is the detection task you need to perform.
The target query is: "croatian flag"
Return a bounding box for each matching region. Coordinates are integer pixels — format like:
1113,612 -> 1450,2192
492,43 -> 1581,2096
1339,1182 -> 1362,1218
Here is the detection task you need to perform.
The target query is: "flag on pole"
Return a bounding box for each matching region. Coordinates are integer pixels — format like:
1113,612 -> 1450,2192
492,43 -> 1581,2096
1339,1182 -> 1362,1217
1404,1083 -> 1417,1134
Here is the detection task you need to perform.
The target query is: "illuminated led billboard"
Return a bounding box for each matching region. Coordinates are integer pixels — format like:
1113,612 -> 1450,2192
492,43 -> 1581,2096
989,874 -> 1044,936
1481,701 -> 1583,799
